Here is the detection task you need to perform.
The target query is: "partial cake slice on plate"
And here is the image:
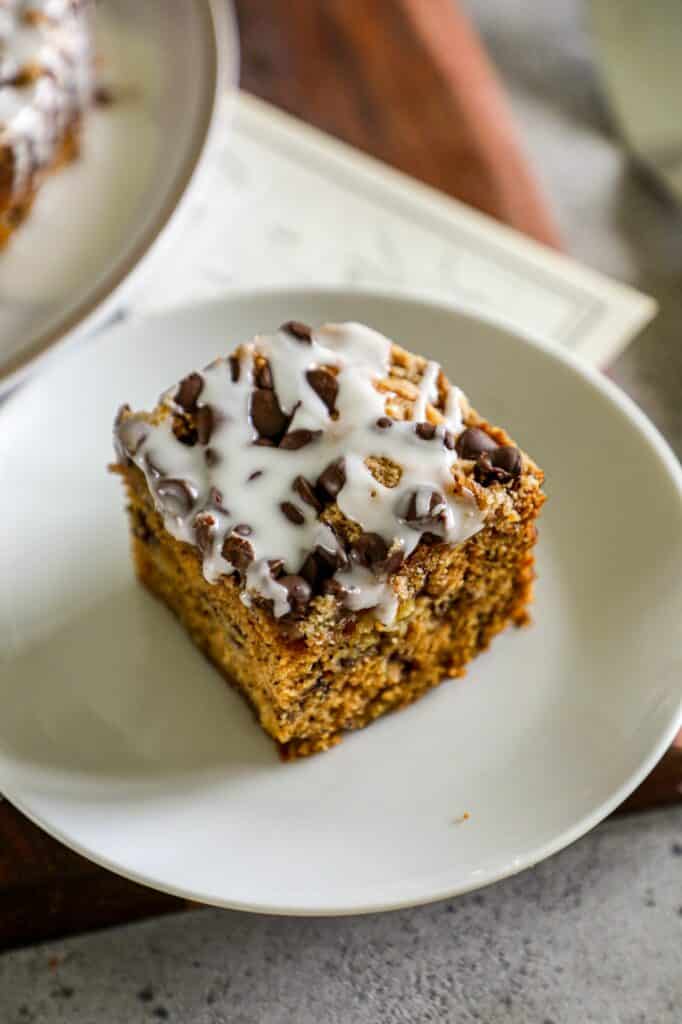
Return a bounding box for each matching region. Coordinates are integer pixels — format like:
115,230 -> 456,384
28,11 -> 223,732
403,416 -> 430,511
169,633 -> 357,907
112,320 -> 545,757
0,0 -> 93,247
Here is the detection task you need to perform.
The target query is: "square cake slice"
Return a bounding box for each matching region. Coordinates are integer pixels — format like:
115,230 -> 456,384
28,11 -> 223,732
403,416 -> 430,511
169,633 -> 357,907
112,320 -> 545,757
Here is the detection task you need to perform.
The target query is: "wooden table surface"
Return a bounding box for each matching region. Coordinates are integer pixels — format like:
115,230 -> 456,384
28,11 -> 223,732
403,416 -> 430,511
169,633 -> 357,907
1,0 -> 679,952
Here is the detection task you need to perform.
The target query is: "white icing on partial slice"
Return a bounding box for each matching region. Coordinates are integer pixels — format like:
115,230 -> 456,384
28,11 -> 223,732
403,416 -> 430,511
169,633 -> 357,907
0,1 -> 92,191
116,322 -> 484,625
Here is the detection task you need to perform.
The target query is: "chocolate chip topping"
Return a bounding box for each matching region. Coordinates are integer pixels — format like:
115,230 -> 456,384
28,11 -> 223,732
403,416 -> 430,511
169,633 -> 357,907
401,489 -> 447,530
376,416 -> 393,430
221,532 -> 254,572
316,457 -> 346,501
415,421 -> 437,440
254,362 -> 273,389
209,486 -> 226,509
195,405 -> 214,445
443,430 -> 455,450
253,437 -> 276,447
281,320 -> 312,343
474,445 -> 522,486
293,475 -> 323,513
251,388 -> 289,439
492,445 -> 522,475
299,551 -> 322,587
248,470 -> 263,482
278,575 -> 312,615
279,429 -> 322,451
268,558 -> 285,578
301,540 -> 348,587
306,368 -> 338,414
455,427 -> 497,460
351,532 -> 389,568
174,372 -> 203,412
280,501 -> 305,525
229,355 -> 240,382
205,448 -> 221,467
155,478 -> 196,517
193,513 -> 215,553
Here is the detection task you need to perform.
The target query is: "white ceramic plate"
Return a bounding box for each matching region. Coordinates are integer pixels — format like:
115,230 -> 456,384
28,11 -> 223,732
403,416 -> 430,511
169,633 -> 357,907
0,0 -> 237,392
1,288 -> 680,915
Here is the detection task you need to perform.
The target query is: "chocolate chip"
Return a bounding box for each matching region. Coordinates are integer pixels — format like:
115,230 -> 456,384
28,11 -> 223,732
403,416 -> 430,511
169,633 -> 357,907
443,430 -> 455,450
401,488 -> 447,530
174,372 -> 203,412
268,558 -> 285,578
205,448 -> 221,467
299,551 -> 321,588
372,547 -> 404,576
300,543 -> 347,587
255,361 -> 273,389
253,437 -> 276,447
195,405 -> 214,445
376,417 -> 393,430
322,577 -> 350,602
251,388 -> 288,439
248,470 -> 263,482
209,486 -> 225,508
316,457 -> 346,501
293,475 -> 322,513
280,501 -> 305,525
492,445 -> 522,476
316,542 -> 349,572
229,355 -> 240,382
193,513 -> 215,553
351,532 -> 389,568
306,368 -> 338,414
155,478 -> 195,517
278,575 -> 312,614
279,429 -> 322,450
455,427 -> 497,460
221,532 -> 254,572
415,421 -> 437,440
474,445 -> 522,486
281,320 -> 312,343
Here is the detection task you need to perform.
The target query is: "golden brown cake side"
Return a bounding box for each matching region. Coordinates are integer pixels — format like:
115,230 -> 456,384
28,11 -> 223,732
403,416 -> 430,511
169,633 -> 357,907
115,456 -> 541,758
111,321 -> 544,758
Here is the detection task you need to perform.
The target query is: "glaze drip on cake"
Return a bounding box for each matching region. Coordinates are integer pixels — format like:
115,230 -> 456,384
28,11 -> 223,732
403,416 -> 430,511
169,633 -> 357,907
114,322 -> 515,624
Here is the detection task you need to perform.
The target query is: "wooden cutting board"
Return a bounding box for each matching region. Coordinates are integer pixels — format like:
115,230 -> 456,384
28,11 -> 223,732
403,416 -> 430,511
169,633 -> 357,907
1,0 -> 678,952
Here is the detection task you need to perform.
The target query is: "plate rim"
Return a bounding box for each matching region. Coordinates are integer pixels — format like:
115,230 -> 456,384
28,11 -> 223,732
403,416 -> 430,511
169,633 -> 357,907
0,0 -> 239,392
1,283 -> 681,916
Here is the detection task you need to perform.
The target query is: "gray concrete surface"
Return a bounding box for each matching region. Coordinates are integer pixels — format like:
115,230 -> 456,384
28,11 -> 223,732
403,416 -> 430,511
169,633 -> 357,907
1,1 -> 681,1021
0,808 -> 681,1023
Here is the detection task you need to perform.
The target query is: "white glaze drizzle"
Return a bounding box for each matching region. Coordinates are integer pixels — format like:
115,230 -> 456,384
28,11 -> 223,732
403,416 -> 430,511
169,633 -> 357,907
116,323 -> 484,625
0,0 -> 92,191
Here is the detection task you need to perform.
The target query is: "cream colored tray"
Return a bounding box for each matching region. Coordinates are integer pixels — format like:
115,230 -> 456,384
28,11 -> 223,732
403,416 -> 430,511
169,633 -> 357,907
137,92 -> 655,368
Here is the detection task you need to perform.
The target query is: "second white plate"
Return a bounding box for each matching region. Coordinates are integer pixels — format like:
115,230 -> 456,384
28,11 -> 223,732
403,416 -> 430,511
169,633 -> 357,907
0,288 -> 680,915
0,0 -> 237,391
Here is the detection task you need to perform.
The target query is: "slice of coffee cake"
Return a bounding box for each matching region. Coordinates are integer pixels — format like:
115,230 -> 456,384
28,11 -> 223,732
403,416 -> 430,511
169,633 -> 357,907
112,320 -> 545,757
